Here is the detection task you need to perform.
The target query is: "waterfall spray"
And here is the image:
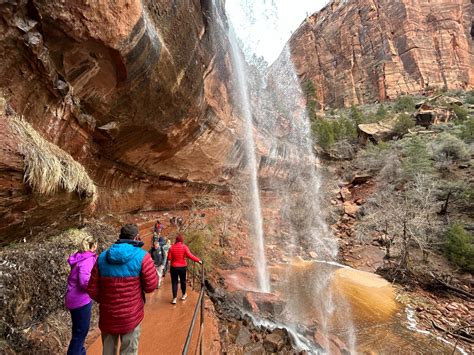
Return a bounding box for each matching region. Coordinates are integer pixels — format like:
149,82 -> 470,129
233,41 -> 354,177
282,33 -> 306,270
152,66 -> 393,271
227,28 -> 271,293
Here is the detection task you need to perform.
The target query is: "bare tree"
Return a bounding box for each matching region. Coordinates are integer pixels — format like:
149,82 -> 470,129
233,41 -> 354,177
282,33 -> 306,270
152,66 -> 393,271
357,174 -> 442,272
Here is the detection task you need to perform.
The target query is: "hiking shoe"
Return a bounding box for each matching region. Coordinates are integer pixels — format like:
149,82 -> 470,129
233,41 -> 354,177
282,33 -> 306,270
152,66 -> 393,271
171,298 -> 177,304
181,294 -> 187,301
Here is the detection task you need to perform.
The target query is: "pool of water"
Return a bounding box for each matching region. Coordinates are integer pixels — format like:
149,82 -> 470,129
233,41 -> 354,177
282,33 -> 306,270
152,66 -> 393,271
270,259 -> 461,354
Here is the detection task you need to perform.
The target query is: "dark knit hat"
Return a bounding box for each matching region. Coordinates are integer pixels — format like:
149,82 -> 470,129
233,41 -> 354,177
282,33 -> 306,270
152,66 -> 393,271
176,234 -> 184,243
120,224 -> 139,239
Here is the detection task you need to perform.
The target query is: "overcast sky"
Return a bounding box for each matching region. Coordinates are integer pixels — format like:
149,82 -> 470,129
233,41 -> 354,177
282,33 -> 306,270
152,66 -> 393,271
225,0 -> 328,64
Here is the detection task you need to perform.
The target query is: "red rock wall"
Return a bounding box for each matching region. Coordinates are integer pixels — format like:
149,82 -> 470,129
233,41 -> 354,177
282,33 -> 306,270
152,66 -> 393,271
0,0 -> 244,243
288,0 -> 474,108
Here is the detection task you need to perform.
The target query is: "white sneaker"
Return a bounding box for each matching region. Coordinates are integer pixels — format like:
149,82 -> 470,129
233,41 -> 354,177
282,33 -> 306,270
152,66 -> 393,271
171,298 -> 177,304
181,294 -> 187,301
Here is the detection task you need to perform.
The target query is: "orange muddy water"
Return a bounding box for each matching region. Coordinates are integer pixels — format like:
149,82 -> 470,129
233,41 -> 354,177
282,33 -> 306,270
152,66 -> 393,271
270,259 -> 460,354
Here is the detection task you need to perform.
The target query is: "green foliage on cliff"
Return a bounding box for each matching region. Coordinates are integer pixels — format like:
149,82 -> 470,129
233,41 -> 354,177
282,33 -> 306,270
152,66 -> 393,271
444,223 -> 474,272
457,116 -> 474,143
304,80 -> 317,120
312,116 -> 357,150
394,95 -> 416,112
451,104 -> 468,121
393,113 -> 416,135
401,136 -> 434,178
185,226 -> 223,272
349,105 -> 364,124
465,90 -> 474,104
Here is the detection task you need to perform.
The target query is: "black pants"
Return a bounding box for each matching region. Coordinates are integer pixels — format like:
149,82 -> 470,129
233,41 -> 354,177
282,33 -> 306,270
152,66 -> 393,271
170,266 -> 187,298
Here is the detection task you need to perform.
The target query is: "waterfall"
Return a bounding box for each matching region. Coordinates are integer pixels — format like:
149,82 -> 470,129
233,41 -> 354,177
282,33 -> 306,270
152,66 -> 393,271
225,1 -> 356,352
227,27 -> 271,293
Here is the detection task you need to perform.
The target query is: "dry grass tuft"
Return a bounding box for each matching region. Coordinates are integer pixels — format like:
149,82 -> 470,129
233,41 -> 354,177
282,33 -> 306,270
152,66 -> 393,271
9,116 -> 97,198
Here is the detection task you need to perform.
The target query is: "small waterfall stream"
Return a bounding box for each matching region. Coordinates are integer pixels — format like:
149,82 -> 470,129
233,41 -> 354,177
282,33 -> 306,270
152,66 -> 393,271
227,27 -> 271,293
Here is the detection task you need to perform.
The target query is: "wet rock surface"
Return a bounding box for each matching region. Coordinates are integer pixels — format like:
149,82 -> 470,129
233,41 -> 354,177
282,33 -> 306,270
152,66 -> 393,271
0,0 -> 241,241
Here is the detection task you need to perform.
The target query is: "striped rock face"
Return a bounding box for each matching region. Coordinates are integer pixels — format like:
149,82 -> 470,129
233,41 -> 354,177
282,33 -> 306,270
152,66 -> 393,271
283,0 -> 474,108
0,1 -> 247,242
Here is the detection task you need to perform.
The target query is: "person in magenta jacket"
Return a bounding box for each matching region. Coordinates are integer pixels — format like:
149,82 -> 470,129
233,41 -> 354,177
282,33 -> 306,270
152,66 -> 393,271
167,234 -> 202,304
65,235 -> 98,355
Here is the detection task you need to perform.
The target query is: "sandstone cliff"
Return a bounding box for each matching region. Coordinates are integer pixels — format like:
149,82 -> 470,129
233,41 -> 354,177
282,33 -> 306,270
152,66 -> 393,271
287,0 -> 474,108
0,0 -> 246,243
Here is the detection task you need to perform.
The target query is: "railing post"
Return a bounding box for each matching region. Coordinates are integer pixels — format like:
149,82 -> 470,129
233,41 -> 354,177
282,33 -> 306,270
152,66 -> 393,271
200,263 -> 204,355
182,261 -> 205,355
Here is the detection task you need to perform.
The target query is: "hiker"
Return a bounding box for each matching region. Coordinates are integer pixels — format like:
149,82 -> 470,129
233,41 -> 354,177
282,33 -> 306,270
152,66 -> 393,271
159,236 -> 170,278
152,220 -> 164,241
149,239 -> 165,288
87,224 -> 158,355
167,234 -> 202,304
65,235 -> 98,355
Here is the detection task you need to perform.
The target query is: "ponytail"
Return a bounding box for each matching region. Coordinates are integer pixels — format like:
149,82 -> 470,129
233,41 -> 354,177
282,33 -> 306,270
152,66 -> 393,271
80,235 -> 98,252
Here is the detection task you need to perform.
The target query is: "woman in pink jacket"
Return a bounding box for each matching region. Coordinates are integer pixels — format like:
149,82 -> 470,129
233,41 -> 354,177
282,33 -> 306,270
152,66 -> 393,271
65,236 -> 97,355
167,234 -> 201,304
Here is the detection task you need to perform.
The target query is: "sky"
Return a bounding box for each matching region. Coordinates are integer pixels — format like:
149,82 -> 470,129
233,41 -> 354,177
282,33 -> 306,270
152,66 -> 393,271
225,0 -> 328,64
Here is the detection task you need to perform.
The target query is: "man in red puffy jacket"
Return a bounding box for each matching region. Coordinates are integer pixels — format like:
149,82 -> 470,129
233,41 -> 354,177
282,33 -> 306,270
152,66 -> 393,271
88,224 -> 158,355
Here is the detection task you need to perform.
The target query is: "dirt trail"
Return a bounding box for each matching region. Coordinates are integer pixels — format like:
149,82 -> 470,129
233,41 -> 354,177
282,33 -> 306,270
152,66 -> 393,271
88,221 -> 220,354
87,275 -> 219,355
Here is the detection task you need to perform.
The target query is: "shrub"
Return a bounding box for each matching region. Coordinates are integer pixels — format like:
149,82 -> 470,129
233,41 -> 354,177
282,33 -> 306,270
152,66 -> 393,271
451,104 -> 468,121
444,223 -> 474,272
356,141 -> 392,173
185,227 -> 221,272
349,105 -> 364,124
465,90 -> 474,104
401,136 -> 434,177
304,80 -> 317,120
312,116 -> 357,150
394,95 -> 416,112
457,116 -> 474,143
312,119 -> 335,150
393,113 -> 416,135
433,133 -> 470,161
376,104 -> 388,120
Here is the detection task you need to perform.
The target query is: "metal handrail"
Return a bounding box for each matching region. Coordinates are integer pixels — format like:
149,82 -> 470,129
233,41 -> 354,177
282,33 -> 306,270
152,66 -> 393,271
182,262 -> 205,355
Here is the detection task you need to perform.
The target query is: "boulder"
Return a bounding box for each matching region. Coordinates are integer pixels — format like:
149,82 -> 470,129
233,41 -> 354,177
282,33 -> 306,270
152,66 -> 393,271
343,202 -> 359,217
235,326 -> 252,347
339,187 -> 352,202
263,332 -> 285,353
240,256 -> 254,267
242,292 -> 285,318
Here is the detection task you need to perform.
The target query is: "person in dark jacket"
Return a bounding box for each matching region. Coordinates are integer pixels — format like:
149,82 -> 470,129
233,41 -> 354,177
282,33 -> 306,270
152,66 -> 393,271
87,224 -> 158,355
149,240 -> 165,288
65,236 -> 97,355
159,236 -> 170,277
167,234 -> 202,304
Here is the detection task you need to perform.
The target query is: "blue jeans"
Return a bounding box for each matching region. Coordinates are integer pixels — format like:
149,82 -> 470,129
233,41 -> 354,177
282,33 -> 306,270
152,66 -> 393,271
67,301 -> 92,355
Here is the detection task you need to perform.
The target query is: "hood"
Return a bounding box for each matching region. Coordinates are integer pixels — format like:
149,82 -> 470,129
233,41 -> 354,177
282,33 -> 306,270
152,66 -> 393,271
115,239 -> 144,248
106,241 -> 143,265
68,251 -> 96,266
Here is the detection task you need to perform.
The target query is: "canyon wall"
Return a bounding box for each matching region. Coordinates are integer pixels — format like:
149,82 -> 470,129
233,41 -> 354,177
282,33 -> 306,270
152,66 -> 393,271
287,0 -> 474,108
0,0 -> 246,243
